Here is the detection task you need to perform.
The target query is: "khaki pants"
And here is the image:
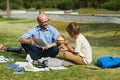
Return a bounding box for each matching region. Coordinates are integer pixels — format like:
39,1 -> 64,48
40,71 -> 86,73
63,51 -> 86,65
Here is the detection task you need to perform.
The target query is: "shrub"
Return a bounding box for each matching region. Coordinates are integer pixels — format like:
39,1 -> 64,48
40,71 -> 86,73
0,3 -> 6,10
103,0 -> 120,11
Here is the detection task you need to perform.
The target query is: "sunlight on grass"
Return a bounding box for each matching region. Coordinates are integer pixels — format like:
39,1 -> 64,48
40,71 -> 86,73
0,18 -> 120,80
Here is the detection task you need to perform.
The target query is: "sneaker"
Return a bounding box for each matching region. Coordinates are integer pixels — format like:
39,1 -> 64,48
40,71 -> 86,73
5,46 -> 22,53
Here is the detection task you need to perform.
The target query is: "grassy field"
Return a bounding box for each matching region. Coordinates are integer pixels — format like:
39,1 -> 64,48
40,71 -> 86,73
74,8 -> 120,14
0,18 -> 120,80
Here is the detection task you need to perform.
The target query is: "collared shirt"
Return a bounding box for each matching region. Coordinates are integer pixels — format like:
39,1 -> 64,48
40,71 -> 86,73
19,24 -> 60,46
75,34 -> 92,64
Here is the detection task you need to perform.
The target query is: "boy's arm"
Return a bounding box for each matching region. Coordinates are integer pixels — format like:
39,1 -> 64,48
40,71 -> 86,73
64,40 -> 79,55
64,40 -> 74,52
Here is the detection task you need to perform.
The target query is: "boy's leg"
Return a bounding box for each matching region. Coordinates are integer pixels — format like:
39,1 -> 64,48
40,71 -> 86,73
21,44 -> 43,60
63,51 -> 85,65
42,46 -> 59,57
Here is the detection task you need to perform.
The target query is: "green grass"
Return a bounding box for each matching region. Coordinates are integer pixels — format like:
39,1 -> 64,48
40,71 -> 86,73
0,18 -> 120,80
74,8 -> 120,14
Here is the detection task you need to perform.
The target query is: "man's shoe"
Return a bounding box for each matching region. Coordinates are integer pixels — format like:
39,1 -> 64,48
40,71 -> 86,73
5,46 -> 22,53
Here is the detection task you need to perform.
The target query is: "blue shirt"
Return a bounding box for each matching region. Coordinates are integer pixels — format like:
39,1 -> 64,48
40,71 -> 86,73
19,24 -> 60,46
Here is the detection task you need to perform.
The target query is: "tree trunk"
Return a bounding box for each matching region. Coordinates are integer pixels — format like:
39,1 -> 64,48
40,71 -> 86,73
6,0 -> 10,18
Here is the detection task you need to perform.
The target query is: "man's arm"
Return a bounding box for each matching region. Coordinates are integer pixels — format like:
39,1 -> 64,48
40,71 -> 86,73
19,37 -> 36,46
19,37 -> 31,44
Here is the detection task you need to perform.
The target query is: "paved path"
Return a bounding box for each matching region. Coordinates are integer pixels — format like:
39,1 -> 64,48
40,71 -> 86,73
0,11 -> 120,24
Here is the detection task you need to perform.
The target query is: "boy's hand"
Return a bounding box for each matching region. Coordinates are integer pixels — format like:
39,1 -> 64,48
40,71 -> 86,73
64,40 -> 69,46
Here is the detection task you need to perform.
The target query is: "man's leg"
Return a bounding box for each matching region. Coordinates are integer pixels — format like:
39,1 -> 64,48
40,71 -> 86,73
63,51 -> 85,65
42,46 -> 59,57
21,44 -> 43,60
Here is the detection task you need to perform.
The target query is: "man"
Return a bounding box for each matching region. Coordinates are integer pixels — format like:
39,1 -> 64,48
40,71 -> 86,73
19,13 -> 60,60
0,44 -> 22,53
0,44 -> 5,52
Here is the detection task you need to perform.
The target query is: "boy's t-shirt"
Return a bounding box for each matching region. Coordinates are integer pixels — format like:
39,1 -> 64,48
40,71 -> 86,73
74,34 -> 92,64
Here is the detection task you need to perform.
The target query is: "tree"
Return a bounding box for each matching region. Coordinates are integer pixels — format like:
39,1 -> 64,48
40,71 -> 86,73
6,0 -> 10,18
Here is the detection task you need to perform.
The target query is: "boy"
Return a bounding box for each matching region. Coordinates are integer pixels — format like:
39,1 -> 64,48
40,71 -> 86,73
61,22 -> 92,65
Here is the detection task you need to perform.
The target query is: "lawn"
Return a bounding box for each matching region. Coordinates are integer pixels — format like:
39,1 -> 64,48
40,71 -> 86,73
74,8 -> 120,14
0,18 -> 120,80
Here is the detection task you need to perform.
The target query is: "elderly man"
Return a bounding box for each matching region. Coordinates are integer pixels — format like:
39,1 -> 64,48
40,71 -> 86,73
19,13 -> 60,60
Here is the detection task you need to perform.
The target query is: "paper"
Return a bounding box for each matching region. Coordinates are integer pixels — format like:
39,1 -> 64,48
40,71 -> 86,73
15,62 -> 28,67
49,66 -> 67,70
33,38 -> 46,46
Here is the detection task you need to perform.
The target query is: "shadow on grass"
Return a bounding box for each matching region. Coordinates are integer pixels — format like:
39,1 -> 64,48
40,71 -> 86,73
77,23 -> 120,47
87,35 -> 120,47
80,23 -> 120,33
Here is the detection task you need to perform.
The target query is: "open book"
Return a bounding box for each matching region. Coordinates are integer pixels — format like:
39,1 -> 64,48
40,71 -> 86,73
33,38 -> 46,46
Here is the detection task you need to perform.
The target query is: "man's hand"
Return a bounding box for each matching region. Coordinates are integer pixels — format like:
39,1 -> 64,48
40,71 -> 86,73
0,44 -> 5,52
30,39 -> 36,46
42,44 -> 52,50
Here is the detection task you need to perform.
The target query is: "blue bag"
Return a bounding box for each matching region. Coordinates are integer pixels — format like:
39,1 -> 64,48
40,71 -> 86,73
96,56 -> 120,68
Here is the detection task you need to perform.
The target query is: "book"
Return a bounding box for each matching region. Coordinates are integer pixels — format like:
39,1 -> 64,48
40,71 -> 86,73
5,64 -> 19,69
12,67 -> 24,74
33,38 -> 46,46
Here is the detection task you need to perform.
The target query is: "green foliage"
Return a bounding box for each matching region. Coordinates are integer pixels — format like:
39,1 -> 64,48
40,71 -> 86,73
35,1 -> 41,9
57,0 -> 76,10
0,0 -> 120,11
10,3 -> 19,9
23,0 -> 31,9
103,0 -> 120,11
0,2 -> 6,10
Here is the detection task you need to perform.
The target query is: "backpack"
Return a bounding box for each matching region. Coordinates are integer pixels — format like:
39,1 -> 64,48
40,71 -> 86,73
96,56 -> 120,68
